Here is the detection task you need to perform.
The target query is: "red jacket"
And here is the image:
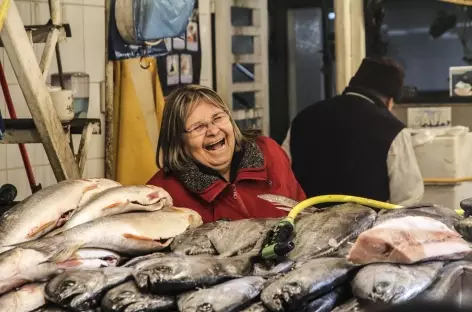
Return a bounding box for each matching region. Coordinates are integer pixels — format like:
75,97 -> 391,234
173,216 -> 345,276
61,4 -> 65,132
147,136 -> 306,223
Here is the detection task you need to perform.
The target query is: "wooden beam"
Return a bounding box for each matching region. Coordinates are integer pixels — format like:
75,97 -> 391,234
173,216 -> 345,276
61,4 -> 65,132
334,0 -> 365,94
105,0 -> 115,180
1,119 -> 101,144
0,2 -> 79,180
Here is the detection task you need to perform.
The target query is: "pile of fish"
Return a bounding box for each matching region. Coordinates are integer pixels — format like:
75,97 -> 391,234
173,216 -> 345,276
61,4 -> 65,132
1,178 -> 472,311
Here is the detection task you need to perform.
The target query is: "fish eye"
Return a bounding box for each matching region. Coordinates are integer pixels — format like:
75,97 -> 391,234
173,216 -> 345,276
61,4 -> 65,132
62,280 -> 76,288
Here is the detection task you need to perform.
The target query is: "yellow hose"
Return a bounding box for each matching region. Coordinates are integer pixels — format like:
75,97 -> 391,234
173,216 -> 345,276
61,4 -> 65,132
287,194 -> 403,220
0,0 -> 10,32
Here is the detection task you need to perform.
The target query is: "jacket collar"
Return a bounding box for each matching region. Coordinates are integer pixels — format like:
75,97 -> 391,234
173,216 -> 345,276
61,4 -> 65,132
174,140 -> 267,202
342,86 -> 390,111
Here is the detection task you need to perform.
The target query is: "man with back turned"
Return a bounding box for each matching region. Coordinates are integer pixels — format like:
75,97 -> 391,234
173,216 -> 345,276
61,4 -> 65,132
282,57 -> 424,206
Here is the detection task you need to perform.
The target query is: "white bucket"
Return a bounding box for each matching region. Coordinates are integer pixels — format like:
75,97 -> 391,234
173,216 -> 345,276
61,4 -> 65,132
49,87 -> 74,122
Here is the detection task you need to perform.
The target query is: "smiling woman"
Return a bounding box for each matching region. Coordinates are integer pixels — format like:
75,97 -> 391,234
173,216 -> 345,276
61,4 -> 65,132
147,84 -> 306,223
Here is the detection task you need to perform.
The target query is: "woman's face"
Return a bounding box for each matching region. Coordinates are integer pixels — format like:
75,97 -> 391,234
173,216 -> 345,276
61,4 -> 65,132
183,100 -> 235,175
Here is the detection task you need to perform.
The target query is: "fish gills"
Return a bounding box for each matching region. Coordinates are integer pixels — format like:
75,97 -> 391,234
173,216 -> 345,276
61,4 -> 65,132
101,280 -> 176,312
177,276 -> 266,312
260,257 -> 356,312
170,221 -> 223,256
348,216 -> 472,265
351,261 -> 444,304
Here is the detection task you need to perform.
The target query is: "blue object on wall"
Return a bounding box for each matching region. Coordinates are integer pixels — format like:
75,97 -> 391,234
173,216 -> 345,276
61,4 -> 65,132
132,0 -> 195,43
108,0 -> 171,61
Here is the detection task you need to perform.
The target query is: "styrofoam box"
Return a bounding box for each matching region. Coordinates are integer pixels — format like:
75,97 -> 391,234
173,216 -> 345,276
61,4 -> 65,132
423,182 -> 472,210
414,132 -> 472,180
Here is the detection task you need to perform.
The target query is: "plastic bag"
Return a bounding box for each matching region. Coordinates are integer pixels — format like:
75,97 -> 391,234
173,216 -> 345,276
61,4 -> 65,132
410,126 -> 470,147
115,0 -> 195,45
108,0 -> 171,61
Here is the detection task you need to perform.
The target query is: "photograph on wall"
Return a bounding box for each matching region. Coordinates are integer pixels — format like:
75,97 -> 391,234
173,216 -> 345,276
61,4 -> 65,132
449,66 -> 472,97
173,37 -> 185,50
166,54 -> 180,86
186,21 -> 199,51
180,54 -> 193,84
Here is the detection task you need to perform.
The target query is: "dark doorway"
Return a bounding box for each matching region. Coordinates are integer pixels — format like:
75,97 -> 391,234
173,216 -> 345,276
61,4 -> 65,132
268,0 -> 335,143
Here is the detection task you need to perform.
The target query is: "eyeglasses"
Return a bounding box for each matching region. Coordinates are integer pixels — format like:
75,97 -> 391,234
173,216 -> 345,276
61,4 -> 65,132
185,113 -> 230,136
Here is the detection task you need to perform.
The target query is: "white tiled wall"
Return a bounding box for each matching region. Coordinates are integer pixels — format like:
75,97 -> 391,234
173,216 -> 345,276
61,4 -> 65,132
0,0 -> 106,200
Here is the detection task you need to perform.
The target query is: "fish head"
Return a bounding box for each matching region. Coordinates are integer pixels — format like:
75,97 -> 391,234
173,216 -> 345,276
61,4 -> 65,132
358,266 -> 407,303
45,270 -> 105,310
104,281 -> 176,312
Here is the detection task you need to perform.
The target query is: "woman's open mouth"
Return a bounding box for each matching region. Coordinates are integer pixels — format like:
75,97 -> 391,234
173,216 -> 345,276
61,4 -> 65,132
205,138 -> 226,151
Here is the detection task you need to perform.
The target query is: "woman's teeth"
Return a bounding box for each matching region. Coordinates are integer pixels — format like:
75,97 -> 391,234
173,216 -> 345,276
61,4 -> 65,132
205,139 -> 225,151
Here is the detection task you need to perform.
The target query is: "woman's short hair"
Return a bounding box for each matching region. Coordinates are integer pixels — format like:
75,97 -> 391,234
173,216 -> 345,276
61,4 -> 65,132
156,84 -> 254,172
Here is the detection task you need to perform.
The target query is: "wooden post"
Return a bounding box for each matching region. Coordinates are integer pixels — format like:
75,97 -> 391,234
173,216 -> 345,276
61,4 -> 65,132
1,1 -> 79,181
104,0 -> 115,180
334,0 -> 365,94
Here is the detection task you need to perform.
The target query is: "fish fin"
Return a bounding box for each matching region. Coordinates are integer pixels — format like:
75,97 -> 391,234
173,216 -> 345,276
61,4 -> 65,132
26,220 -> 56,238
49,242 -> 86,263
83,184 -> 98,193
101,202 -> 124,211
123,233 -> 155,241
123,233 -> 172,247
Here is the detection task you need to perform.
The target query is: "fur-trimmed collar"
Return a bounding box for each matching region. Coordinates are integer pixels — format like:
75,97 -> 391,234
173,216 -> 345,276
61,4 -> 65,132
173,140 -> 265,194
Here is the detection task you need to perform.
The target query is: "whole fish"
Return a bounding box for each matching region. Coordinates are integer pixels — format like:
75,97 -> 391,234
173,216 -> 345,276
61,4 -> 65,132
0,246 -> 123,295
133,253 -> 256,294
348,216 -> 472,265
177,276 -> 265,312
55,185 -> 173,234
419,260 -> 472,302
288,203 -> 377,262
122,252 -> 166,269
101,280 -> 176,312
10,208 -> 203,262
0,179 -> 102,252
45,267 -> 134,311
0,282 -> 46,312
207,218 -> 279,257
170,221 -> 224,256
351,261 -> 444,304
260,257 -> 357,312
376,203 -> 461,230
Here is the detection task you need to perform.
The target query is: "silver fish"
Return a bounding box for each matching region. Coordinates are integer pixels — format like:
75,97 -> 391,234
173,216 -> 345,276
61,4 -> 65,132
0,246 -> 123,296
0,282 -> 47,312
177,276 -> 266,312
0,179 -> 101,252
10,208 -> 203,262
55,185 -> 173,234
260,257 -> 357,312
289,203 -> 376,262
377,203 -> 461,230
133,253 -> 256,294
101,280 -> 176,312
454,218 -> 472,242
45,267 -> 134,311
351,261 -> 444,304
419,260 -> 472,302
207,218 -> 279,257
170,221 -> 224,256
